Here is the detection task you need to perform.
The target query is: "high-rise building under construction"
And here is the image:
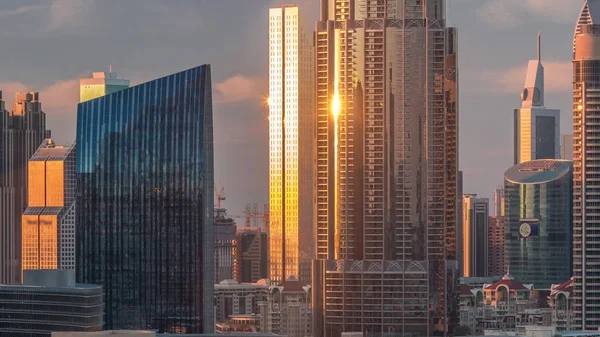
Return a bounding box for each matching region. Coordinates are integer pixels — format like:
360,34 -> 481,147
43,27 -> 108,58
312,1 -> 459,336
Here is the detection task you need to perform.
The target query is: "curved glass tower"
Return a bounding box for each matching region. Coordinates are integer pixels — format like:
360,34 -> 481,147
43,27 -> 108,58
76,65 -> 214,332
504,159 -> 573,289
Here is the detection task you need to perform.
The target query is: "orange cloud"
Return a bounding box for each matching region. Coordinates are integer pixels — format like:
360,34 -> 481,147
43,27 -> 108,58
214,75 -> 267,104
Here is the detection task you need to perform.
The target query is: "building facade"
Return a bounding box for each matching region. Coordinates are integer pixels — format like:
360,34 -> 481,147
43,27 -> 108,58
268,5 -> 314,285
0,270 -> 103,337
493,187 -> 505,217
22,139 -> 76,272
214,208 -> 237,283
234,227 -> 269,283
76,65 -> 214,333
514,33 -> 560,165
462,195 -> 489,277
80,71 -> 130,103
573,0 -> 600,329
561,134 -> 574,160
488,216 -> 506,277
214,279 -> 269,323
259,276 -> 311,337
312,1 -> 459,335
0,91 -> 51,284
504,160 -> 573,288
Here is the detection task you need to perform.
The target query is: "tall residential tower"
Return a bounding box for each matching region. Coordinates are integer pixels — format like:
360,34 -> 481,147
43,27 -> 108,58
268,5 -> 314,285
312,1 -> 459,335
573,0 -> 600,329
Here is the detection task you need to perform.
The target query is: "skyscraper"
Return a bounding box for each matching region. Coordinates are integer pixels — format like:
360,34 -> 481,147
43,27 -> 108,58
312,1 -> 458,335
234,226 -> 268,283
268,5 -> 314,285
22,139 -> 76,272
504,159 -> 573,288
561,134 -> 574,160
76,65 -> 214,332
573,0 -> 600,329
493,187 -> 505,217
488,216 -> 506,277
0,91 -> 51,284
462,195 -> 489,277
79,71 -> 130,103
514,33 -> 560,165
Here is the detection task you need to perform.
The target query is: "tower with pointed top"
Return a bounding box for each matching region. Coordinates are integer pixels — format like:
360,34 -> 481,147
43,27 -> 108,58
514,33 -> 560,165
573,0 -> 600,330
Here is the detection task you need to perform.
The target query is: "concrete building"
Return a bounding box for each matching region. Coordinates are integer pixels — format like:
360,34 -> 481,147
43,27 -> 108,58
312,1 -> 459,335
573,0 -> 600,329
560,134 -> 574,160
504,160 -> 573,288
234,226 -> 268,283
514,33 -> 560,165
22,139 -> 76,272
548,278 -> 575,331
214,279 -> 269,323
268,4 -> 314,285
79,71 -> 129,103
494,187 -> 505,217
489,216 -> 506,277
76,66 -> 214,332
462,195 -> 489,277
214,208 -> 237,283
259,276 -> 311,337
0,270 -> 103,337
0,91 -> 51,284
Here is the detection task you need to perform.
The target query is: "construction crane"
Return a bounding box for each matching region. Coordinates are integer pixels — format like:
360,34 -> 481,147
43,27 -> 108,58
214,181 -> 226,216
230,203 -> 270,231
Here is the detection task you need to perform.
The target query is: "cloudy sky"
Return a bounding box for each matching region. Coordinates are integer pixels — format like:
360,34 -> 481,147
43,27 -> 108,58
0,0 -> 583,216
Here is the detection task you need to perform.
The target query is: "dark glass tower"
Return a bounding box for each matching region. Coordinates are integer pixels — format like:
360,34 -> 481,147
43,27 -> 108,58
76,65 -> 214,333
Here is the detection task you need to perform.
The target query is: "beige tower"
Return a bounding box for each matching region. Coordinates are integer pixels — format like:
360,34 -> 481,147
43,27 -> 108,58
268,5 -> 314,285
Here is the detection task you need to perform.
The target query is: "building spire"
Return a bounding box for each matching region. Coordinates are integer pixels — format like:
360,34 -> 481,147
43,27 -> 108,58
537,31 -> 541,61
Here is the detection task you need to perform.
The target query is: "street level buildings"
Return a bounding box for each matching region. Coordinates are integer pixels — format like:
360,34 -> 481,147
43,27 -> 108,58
573,0 -> 600,329
0,91 -> 51,284
22,139 -> 76,273
0,270 -> 103,337
80,71 -> 130,103
214,279 -> 269,323
514,33 -> 560,165
504,160 -> 573,289
268,4 -> 315,285
462,195 -> 489,277
259,276 -> 311,337
312,0 -> 459,336
76,65 -> 214,333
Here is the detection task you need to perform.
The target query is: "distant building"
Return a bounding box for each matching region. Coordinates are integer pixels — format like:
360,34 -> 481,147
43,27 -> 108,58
493,187 -> 505,217
0,91 -> 51,284
560,134 -> 573,160
22,139 -> 76,272
214,208 -> 236,283
259,276 -> 311,337
214,279 -> 268,323
76,65 -> 214,332
462,195 -> 489,277
79,71 -> 130,103
504,159 -> 573,288
514,33 -> 560,165
234,227 -> 268,283
0,270 -> 103,337
52,333 -> 282,337
488,216 -> 506,277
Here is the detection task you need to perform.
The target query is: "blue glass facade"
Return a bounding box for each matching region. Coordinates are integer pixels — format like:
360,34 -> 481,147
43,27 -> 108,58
504,160 -> 573,288
76,65 -> 214,332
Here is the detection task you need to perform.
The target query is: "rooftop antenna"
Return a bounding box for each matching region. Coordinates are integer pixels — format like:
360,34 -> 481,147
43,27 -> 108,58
109,64 -> 112,73
537,31 -> 541,61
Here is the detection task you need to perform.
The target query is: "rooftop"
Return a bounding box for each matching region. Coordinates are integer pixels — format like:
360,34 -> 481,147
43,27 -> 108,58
504,159 -> 572,185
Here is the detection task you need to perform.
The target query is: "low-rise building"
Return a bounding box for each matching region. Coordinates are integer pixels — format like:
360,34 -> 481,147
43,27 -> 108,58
548,278 -> 574,331
214,279 -> 269,323
259,276 -> 311,337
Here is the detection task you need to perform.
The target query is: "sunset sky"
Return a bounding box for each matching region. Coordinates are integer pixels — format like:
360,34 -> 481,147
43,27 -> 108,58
0,0 -> 582,216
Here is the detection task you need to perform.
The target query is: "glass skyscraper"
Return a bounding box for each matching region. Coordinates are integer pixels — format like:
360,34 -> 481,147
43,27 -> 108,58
76,65 -> 214,333
504,159 -> 573,289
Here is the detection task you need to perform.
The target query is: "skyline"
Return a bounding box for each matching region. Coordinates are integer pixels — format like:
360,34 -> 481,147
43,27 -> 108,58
0,0 -> 583,216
